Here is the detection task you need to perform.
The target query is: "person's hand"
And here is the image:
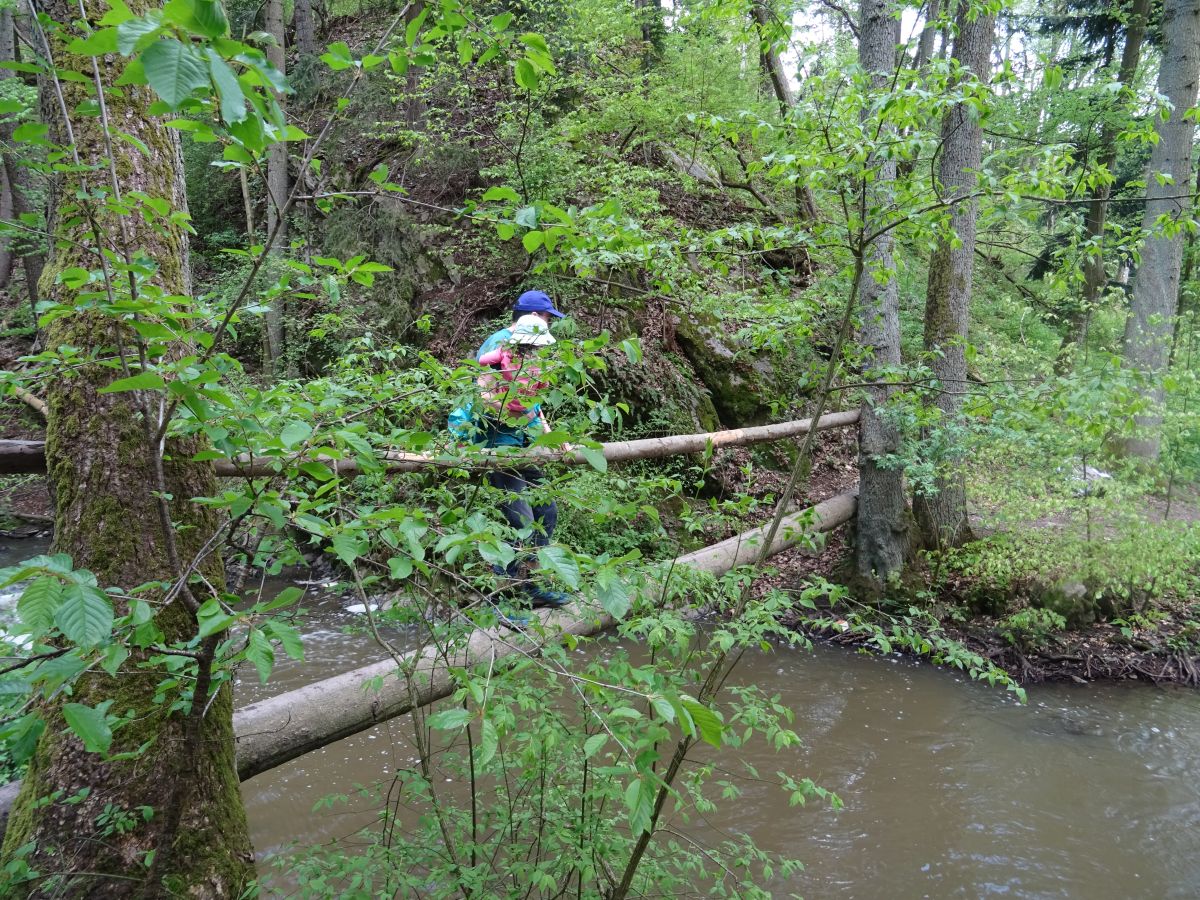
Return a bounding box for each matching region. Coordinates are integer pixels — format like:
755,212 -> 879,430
561,442 -> 575,453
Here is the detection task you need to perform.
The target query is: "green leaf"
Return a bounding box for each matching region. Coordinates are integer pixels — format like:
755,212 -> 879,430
682,699 -> 723,748
427,708 -> 471,730
519,33 -> 550,55
596,573 -> 629,620
140,39 -> 210,109
55,583 -> 114,647
514,57 -> 539,90
624,777 -> 653,835
583,733 -> 606,758
298,460 -> 334,481
99,371 -> 165,393
482,185 -> 519,203
63,702 -> 113,753
68,28 -> 120,56
0,99 -> 23,114
246,627 -> 275,683
267,621 -> 304,660
12,122 -> 48,144
280,420 -> 313,448
405,7 -> 429,47
388,556 -> 413,580
206,50 -> 246,124
331,532 -> 365,565
193,0 -> 228,37
522,230 -> 543,253
581,446 -> 607,473
0,714 -> 44,766
17,577 -> 64,636
537,546 -> 579,590
99,0 -> 135,26
259,586 -> 303,612
478,717 -> 498,765
100,644 -> 129,676
117,16 -> 162,54
196,597 -> 237,639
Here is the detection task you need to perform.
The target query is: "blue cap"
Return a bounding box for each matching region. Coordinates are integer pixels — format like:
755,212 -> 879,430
514,289 -> 564,318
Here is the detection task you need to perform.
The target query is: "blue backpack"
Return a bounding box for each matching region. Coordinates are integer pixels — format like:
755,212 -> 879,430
448,403 -> 482,443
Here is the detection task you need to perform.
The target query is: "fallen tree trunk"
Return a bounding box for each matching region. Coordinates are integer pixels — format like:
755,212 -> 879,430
0,489 -> 857,831
232,488 -> 857,780
0,410 -> 860,477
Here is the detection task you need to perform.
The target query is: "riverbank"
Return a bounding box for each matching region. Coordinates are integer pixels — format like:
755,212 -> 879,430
3,440 -> 1197,689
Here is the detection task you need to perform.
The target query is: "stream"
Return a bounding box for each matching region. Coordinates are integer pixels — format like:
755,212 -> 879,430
3,540 -> 1200,897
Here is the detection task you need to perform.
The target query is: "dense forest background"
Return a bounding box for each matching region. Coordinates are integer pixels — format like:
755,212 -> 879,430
0,0 -> 1197,892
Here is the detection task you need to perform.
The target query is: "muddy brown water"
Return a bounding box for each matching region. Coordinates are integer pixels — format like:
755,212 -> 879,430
3,541 -> 1199,897
235,580 -> 1200,898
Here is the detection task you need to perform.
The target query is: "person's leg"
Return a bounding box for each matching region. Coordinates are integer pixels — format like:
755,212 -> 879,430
487,469 -> 533,578
516,468 -> 570,608
519,468 -> 558,548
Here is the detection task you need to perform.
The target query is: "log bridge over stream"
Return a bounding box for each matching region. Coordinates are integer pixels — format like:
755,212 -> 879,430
0,410 -> 862,828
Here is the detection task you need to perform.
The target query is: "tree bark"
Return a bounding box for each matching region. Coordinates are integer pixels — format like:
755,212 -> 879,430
916,0 -> 939,69
0,410 -> 861,476
1056,0 -> 1151,368
0,3 -> 45,316
854,0 -> 911,586
0,1 -> 254,894
264,0 -> 288,371
912,1 -> 995,551
293,0 -> 319,58
1118,0 -> 1200,461
748,0 -> 818,221
0,167 -> 12,291
750,0 -> 795,116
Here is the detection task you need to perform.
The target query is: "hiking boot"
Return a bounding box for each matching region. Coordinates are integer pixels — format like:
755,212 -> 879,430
521,583 -> 572,609
488,602 -> 532,628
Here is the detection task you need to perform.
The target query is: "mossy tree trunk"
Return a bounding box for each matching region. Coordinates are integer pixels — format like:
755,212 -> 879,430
1117,0 -> 1200,461
853,0 -> 911,586
912,0 -> 994,551
0,0 -> 254,894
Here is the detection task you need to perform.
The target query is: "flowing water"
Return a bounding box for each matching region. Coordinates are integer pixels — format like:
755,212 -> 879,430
235,579 -> 1200,898
3,539 -> 1199,897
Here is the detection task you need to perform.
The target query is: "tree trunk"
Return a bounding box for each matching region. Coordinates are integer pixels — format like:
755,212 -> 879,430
293,0 -> 318,58
265,0 -> 288,371
0,3 -> 45,316
1056,0 -> 1151,368
750,0 -> 794,115
748,0 -> 818,221
0,167 -> 12,291
0,1 -> 254,893
912,1 -> 995,551
916,0 -> 939,69
854,0 -> 911,585
1118,0 -> 1200,461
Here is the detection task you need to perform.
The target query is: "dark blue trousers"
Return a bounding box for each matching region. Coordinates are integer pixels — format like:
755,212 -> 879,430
487,467 -> 558,577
